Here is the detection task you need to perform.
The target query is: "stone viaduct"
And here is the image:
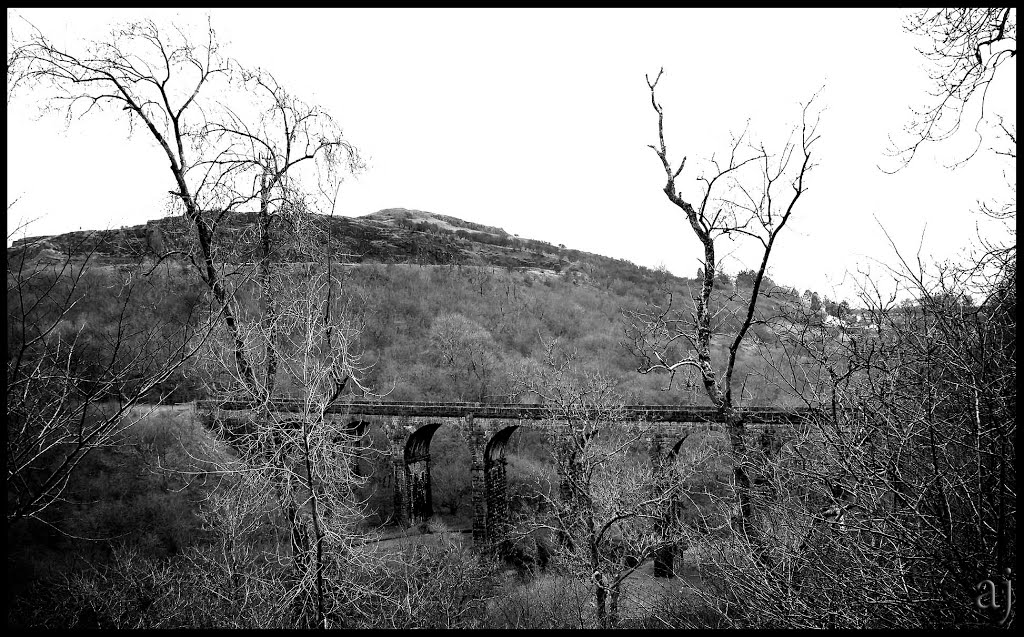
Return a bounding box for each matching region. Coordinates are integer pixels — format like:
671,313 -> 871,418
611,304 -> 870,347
198,399 -> 818,577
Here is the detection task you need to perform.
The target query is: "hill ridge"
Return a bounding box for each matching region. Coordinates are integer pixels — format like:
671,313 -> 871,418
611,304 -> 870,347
7,208 -> 656,281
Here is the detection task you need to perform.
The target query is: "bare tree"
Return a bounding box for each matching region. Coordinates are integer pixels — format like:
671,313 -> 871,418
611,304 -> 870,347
886,8 -> 1016,169
201,268 -> 372,627
886,7 -> 1015,326
688,240 -> 1016,628
7,10 -> 32,103
429,312 -> 503,402
15,17 -> 361,404
6,230 -> 212,525
513,342 -> 711,628
15,17 -> 368,577
676,10 -> 1017,628
625,68 -> 821,535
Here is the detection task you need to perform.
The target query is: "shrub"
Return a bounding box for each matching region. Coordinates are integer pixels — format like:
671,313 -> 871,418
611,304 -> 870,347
485,574 -> 593,628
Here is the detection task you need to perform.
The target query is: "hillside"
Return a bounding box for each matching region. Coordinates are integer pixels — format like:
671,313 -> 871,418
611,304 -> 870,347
10,207 -> 638,276
7,208 -> 845,408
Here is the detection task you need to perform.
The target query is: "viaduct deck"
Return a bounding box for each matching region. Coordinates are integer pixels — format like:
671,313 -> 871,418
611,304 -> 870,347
198,399 -> 819,425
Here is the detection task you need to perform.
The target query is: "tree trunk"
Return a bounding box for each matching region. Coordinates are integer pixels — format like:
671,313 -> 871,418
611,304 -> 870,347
610,580 -> 622,627
288,503 -> 309,573
595,583 -> 608,629
725,409 -> 754,536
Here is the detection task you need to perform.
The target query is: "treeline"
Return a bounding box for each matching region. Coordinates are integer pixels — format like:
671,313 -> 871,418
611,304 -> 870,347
704,267 -> 858,321
28,256 -> 806,407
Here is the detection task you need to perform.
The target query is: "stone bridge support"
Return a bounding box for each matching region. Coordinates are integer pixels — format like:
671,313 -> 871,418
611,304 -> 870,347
323,416 -> 369,480
385,420 -> 411,527
383,415 -> 463,528
483,424 -> 520,554
469,416 -> 487,546
467,416 -> 527,550
346,420 -> 370,478
649,429 -> 674,578
648,424 -> 709,578
405,422 -> 442,522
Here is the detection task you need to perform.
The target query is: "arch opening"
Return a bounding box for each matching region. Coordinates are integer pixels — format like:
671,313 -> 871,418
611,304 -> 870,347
342,420 -> 371,478
667,431 -> 692,460
404,423 -> 444,523
655,426 -> 704,578
405,423 -> 442,463
483,425 -> 519,555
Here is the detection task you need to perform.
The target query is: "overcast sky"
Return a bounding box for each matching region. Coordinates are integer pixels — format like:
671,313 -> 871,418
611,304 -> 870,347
7,8 -> 1016,301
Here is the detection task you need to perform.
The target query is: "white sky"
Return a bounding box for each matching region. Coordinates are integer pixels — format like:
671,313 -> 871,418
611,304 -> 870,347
7,8 -> 1016,302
